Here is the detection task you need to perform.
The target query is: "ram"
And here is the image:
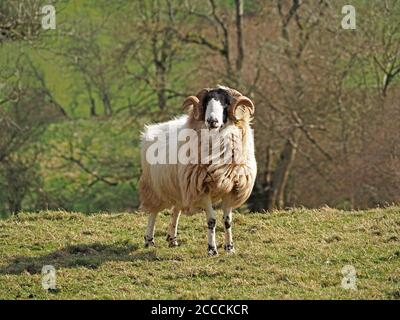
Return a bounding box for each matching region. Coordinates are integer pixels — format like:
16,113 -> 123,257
139,85 -> 257,256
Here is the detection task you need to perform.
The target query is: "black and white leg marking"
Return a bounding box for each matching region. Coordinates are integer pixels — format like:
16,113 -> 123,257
166,207 -> 181,247
222,204 -> 235,253
144,235 -> 155,247
144,212 -> 158,247
206,198 -> 218,256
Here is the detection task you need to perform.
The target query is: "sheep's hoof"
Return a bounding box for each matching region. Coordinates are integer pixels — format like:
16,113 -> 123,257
144,236 -> 155,248
144,242 -> 155,248
169,240 -> 179,247
166,235 -> 179,247
207,245 -> 218,257
224,244 -> 235,254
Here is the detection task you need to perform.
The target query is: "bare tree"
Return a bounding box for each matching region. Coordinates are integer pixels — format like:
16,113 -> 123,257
0,0 -> 42,43
253,1 -> 331,210
366,1 -> 400,97
116,0 -> 192,112
176,0 -> 255,87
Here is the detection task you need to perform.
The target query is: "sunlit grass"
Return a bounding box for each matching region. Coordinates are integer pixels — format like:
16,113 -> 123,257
0,207 -> 399,299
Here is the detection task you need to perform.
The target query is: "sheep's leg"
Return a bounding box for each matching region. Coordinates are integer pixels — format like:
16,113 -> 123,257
144,212 -> 158,247
222,204 -> 235,253
166,207 -> 180,247
205,199 -> 218,256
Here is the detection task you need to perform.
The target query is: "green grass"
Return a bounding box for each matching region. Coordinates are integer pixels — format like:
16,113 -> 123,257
0,207 -> 399,300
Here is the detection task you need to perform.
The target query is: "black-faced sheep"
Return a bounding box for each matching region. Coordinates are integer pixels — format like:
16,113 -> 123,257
139,85 -> 256,256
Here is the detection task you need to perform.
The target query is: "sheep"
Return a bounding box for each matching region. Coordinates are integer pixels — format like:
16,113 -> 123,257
139,85 -> 257,256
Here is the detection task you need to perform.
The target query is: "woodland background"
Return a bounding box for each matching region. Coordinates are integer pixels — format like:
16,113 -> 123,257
1,0 -> 400,217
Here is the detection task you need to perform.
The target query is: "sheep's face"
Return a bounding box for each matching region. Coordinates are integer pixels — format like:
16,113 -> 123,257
182,86 -> 255,128
203,89 -> 232,130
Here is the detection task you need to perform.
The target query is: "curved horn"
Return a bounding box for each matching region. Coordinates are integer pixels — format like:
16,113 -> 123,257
229,96 -> 255,121
182,96 -> 199,110
217,84 -> 243,97
182,88 -> 210,120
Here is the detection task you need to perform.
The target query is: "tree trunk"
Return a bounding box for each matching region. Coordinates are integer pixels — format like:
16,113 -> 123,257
102,91 -> 112,116
8,197 -> 22,215
266,130 -> 300,210
235,0 -> 245,82
249,145 -> 272,212
85,82 -> 97,117
156,88 -> 167,110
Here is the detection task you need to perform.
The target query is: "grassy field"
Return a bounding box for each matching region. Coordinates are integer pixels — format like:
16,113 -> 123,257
0,207 -> 399,300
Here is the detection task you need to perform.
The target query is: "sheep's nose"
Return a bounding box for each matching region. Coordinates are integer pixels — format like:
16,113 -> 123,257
207,117 -> 219,128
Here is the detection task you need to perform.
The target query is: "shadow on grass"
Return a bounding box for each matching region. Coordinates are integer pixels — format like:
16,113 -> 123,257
0,242 -> 163,275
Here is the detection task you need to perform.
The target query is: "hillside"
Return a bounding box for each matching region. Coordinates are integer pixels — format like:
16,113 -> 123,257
0,208 -> 399,299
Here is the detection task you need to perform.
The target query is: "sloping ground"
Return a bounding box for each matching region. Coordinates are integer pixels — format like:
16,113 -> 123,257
0,207 -> 399,299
